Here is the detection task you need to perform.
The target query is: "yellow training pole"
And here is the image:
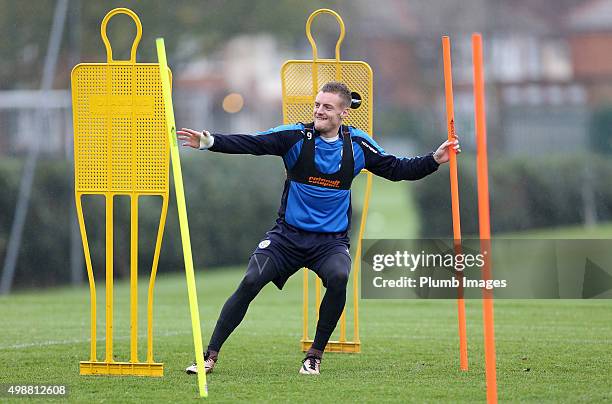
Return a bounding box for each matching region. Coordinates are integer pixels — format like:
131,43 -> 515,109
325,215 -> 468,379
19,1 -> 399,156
302,269 -> 309,342
316,278 -> 321,319
75,194 -> 96,362
130,195 -> 138,363
354,170 -> 372,343
156,38 -> 208,398
105,195 -> 113,363
147,195 -> 169,363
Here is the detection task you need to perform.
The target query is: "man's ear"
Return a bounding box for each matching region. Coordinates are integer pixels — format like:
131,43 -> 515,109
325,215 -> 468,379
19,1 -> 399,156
340,108 -> 349,118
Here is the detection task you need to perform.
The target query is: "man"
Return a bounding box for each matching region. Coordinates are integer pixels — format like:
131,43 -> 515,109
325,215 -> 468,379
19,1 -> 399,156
178,82 -> 460,376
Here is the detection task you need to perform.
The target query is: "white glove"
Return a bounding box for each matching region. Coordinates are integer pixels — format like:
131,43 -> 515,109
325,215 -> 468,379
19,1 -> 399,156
199,130 -> 215,150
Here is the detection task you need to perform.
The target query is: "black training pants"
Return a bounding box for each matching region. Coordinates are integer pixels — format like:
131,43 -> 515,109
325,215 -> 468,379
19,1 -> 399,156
207,252 -> 350,353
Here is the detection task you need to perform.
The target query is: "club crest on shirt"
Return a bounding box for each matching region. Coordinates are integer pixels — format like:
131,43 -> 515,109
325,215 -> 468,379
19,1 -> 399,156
258,239 -> 271,249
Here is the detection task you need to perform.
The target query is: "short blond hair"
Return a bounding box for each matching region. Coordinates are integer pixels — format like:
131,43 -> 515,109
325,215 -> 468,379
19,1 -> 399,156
320,82 -> 351,108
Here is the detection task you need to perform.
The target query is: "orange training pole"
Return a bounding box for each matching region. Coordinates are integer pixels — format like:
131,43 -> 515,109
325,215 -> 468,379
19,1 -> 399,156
472,33 -> 498,404
442,36 -> 468,372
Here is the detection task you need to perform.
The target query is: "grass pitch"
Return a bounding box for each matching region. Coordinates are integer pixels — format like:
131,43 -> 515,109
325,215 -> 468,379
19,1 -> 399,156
0,266 -> 610,403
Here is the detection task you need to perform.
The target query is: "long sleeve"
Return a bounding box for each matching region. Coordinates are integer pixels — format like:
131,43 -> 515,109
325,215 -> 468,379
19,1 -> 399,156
209,124 -> 303,156
353,131 -> 439,181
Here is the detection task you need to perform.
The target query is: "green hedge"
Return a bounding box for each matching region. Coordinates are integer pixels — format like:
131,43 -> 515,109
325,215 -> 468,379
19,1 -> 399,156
0,153 -> 288,288
413,154 -> 612,237
590,105 -> 612,154
4,153 -> 610,289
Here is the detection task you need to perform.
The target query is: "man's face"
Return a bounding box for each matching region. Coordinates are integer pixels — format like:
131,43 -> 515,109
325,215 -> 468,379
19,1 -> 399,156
313,91 -> 348,133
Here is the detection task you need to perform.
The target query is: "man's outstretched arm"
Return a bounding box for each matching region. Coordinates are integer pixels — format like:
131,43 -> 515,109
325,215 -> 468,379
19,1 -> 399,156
356,134 -> 460,181
177,126 -> 300,156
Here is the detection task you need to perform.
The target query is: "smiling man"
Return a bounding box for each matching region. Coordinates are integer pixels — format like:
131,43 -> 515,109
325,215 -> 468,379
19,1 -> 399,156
178,81 -> 459,376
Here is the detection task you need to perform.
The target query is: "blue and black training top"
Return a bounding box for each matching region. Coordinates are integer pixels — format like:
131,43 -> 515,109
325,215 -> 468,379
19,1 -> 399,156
207,122 -> 439,235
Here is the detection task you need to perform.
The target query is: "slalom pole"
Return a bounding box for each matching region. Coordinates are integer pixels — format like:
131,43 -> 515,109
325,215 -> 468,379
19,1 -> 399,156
156,38 -> 208,398
442,36 -> 468,372
472,33 -> 498,404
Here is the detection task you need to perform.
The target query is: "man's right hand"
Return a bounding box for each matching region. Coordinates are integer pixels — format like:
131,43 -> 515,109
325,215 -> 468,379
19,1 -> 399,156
177,128 -> 214,149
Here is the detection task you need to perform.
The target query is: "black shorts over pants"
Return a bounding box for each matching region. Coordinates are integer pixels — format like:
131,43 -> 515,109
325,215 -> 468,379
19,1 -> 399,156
252,220 -> 351,289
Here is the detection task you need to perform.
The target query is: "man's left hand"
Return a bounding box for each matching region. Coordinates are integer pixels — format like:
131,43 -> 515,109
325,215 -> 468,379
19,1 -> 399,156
433,137 -> 461,164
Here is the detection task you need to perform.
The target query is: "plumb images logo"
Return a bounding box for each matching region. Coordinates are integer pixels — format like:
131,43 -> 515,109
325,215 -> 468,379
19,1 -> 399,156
361,239 -> 612,299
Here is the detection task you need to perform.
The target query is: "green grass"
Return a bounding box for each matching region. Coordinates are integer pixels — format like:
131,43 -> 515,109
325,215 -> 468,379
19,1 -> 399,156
1,268 -> 611,403
352,174 -> 420,238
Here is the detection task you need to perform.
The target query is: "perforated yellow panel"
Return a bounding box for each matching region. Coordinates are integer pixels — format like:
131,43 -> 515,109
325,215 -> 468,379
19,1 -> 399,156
73,8 -> 170,378
285,9 -> 374,354
281,61 -> 372,133
72,63 -> 170,194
